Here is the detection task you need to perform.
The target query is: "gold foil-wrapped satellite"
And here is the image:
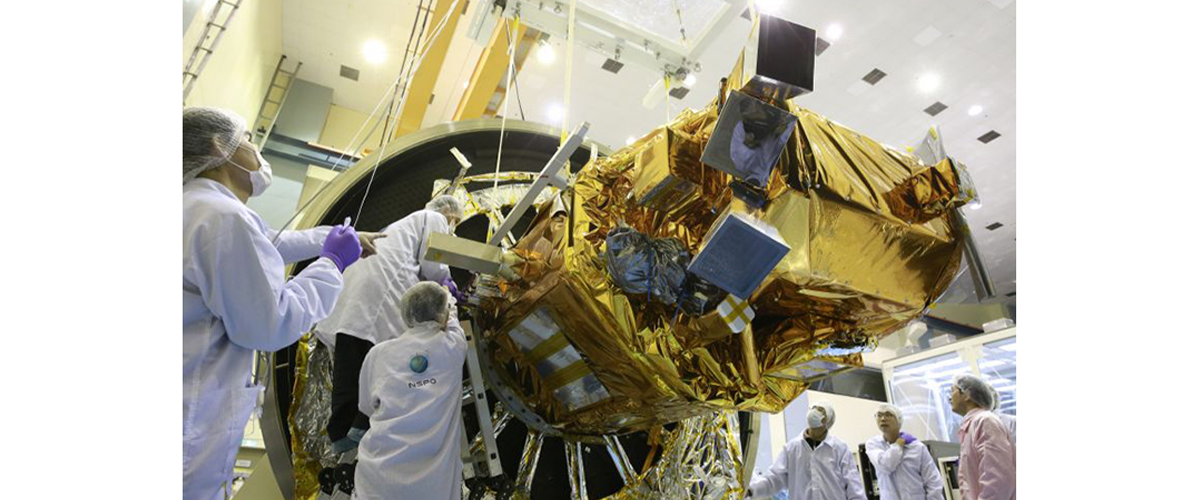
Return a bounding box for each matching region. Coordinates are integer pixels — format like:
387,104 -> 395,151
471,61 -> 972,437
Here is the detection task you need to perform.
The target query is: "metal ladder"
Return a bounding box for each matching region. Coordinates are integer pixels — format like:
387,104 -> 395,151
182,0 -> 244,102
251,56 -> 303,149
459,320 -> 507,490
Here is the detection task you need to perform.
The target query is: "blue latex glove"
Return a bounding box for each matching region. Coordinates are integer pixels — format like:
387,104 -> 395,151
321,225 -> 362,272
899,432 -> 916,444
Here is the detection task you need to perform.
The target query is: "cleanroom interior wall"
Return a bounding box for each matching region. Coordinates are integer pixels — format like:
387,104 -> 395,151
246,153 -> 308,229
183,0 -> 283,124
318,105 -> 387,153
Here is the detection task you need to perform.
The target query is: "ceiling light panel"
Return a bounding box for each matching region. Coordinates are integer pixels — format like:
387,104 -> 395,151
862,68 -> 887,85
814,37 -> 831,56
924,102 -> 948,116
601,58 -> 625,74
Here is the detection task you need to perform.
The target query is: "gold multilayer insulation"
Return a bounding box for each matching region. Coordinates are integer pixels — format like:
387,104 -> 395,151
288,336 -> 336,500
475,70 -> 970,436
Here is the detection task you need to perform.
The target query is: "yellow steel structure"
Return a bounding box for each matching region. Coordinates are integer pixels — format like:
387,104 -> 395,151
454,19 -> 529,121
395,0 -> 465,138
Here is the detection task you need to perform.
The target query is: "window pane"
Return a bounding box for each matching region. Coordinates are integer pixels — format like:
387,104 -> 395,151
980,336 -> 1017,417
889,352 -> 971,442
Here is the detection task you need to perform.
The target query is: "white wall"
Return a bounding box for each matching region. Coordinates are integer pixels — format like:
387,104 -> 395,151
183,0 -> 283,123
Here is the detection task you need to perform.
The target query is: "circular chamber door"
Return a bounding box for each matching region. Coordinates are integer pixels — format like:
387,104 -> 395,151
263,118 -> 760,500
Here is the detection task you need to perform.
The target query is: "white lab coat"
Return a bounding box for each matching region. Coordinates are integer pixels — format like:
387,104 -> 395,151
314,210 -> 451,348
750,434 -> 868,500
353,308 -> 467,500
183,179 -> 343,500
864,435 -> 944,500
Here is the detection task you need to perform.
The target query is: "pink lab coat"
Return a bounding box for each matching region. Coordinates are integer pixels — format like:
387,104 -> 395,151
956,408 -> 1016,500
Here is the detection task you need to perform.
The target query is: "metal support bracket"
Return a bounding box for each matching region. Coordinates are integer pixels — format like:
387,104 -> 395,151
487,121 -> 589,246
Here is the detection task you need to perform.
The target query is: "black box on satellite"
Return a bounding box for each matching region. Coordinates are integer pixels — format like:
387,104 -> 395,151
742,14 -> 816,101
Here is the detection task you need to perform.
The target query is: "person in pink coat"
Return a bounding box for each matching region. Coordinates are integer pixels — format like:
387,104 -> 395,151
950,374 -> 1016,500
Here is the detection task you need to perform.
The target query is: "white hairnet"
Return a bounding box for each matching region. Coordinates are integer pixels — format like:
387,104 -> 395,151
953,374 -> 995,409
988,385 -> 1001,411
183,107 -> 247,184
425,195 -> 464,222
877,403 -> 903,426
401,281 -> 450,326
813,402 -> 836,429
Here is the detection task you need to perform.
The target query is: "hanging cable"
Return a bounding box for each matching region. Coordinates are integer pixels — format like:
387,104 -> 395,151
560,0 -> 578,144
670,0 -> 689,49
493,16 -> 520,195
502,18 -> 526,121
354,0 -> 464,225
267,0 -> 461,248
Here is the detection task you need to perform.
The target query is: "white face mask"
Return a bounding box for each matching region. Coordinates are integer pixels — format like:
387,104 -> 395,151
230,146 -> 273,197
807,409 -> 825,429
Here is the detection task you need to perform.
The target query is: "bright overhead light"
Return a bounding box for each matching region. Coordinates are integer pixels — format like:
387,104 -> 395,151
363,39 -> 387,65
969,200 -> 983,210
826,24 -> 844,41
625,136 -> 636,146
537,42 -> 556,65
917,73 -> 940,93
683,73 -> 696,87
546,103 -> 563,124
968,104 -> 983,116
755,0 -> 782,14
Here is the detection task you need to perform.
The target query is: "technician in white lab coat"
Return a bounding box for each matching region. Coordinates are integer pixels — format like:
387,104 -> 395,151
354,281 -> 467,500
864,403 -> 944,500
182,107 -> 371,500
747,402 -> 868,500
314,195 -> 464,456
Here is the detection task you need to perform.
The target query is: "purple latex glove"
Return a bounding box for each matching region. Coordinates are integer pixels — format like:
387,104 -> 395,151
441,276 -> 465,302
321,225 -> 362,272
899,432 -> 916,444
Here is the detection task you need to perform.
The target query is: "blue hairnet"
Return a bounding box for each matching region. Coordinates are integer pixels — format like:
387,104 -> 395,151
425,195 -> 464,222
401,281 -> 450,326
183,107 -> 247,184
953,374 -> 995,409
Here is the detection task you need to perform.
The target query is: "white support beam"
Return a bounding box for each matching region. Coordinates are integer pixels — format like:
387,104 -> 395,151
490,0 -> 743,77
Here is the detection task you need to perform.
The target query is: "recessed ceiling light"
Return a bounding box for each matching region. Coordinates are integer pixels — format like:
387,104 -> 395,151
546,103 -> 563,124
626,136 -> 636,146
968,104 -> 983,116
826,24 -> 844,41
363,40 -> 387,65
684,73 -> 696,87
917,73 -> 940,93
755,0 -> 782,14
536,42 -> 556,65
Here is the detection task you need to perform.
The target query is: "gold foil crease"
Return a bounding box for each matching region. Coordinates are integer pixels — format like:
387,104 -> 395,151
287,335 -> 335,500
